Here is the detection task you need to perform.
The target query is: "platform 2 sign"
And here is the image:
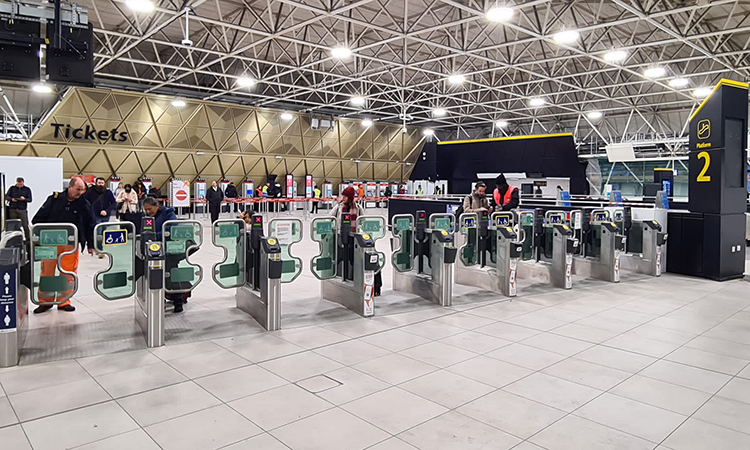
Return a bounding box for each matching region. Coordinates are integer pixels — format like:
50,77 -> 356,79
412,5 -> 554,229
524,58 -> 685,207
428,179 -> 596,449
1,269 -> 17,332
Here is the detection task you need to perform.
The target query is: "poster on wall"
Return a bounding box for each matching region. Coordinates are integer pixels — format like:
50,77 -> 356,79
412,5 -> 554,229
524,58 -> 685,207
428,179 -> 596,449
172,180 -> 191,207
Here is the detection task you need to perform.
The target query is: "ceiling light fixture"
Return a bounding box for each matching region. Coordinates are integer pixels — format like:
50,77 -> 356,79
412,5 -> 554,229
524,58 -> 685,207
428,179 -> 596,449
423,129 -> 435,136
236,76 -> 256,87
603,50 -> 628,63
171,99 -> 186,107
331,46 -> 352,59
668,78 -> 689,88
486,7 -> 513,23
275,155 -> 283,159
361,119 -> 373,127
280,112 -> 293,121
432,108 -> 447,117
31,83 -> 52,94
350,96 -> 366,106
448,74 -> 466,84
643,67 -> 667,78
126,0 -> 155,13
693,87 -> 713,98
553,30 -> 579,44
495,120 -> 509,128
529,98 -> 546,107
587,111 -> 603,120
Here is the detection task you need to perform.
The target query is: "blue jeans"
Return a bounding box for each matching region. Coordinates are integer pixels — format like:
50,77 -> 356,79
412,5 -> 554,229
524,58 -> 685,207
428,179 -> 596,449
95,215 -> 110,225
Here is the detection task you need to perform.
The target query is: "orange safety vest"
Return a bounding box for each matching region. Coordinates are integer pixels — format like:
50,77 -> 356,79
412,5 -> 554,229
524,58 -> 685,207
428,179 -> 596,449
494,185 -> 517,207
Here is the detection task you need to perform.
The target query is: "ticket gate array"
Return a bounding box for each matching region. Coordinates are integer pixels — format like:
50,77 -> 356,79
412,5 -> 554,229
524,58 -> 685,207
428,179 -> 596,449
391,211 -> 457,306
617,207 -> 668,277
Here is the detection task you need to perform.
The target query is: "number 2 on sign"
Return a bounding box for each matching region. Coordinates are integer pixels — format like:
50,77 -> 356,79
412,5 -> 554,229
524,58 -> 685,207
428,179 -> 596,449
697,151 -> 711,182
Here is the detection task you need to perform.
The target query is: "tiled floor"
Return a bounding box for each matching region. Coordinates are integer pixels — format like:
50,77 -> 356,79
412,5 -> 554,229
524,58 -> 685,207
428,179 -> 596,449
1,212 -> 750,450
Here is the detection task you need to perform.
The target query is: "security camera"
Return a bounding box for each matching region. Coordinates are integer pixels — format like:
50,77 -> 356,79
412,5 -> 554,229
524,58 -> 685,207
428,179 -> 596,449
181,38 -> 193,47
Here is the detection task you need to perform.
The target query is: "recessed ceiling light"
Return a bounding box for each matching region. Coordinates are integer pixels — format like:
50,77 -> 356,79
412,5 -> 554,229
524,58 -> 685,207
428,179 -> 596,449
643,67 -> 667,78
331,47 -> 352,59
275,155 -> 283,159
423,129 -> 435,136
126,0 -> 154,13
668,78 -> 689,88
171,99 -> 186,107
693,87 -> 713,98
432,108 -> 447,117
31,83 -> 52,94
350,96 -> 366,106
587,111 -> 603,120
448,74 -> 466,84
361,119 -> 373,127
529,98 -> 546,107
195,151 -> 205,155
553,30 -> 579,44
280,112 -> 293,121
236,76 -> 256,87
496,120 -> 509,128
603,50 -> 628,63
486,7 -> 514,23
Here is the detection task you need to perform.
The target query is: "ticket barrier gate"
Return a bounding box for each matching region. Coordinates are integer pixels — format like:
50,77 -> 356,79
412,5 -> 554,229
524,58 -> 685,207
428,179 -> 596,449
513,209 -> 578,289
235,215 -> 293,331
391,211 -> 457,306
573,209 -> 626,282
0,220 -> 29,367
132,218 -> 165,347
616,208 -> 668,277
455,212 -> 526,296
316,215 -> 383,317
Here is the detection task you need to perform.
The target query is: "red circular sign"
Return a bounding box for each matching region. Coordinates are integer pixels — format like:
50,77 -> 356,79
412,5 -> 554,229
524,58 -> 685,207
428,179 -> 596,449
175,190 -> 188,201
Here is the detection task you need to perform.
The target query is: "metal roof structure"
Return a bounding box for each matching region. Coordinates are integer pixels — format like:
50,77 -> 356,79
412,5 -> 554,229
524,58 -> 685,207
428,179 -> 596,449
7,0 -> 750,153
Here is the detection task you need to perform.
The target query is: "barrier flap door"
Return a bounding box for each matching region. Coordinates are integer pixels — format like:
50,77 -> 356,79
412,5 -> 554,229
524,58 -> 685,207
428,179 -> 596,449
163,220 -> 203,293
310,217 -> 337,279
268,218 -> 303,283
212,219 -> 246,288
458,213 -> 478,266
391,215 -> 414,272
30,223 -> 79,305
356,216 -> 386,271
94,222 -> 136,300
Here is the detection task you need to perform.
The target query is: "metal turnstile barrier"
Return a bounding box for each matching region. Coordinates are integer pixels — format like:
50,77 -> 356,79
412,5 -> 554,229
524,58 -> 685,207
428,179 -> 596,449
573,209 -> 626,283
0,220 -> 29,367
134,217 -> 165,347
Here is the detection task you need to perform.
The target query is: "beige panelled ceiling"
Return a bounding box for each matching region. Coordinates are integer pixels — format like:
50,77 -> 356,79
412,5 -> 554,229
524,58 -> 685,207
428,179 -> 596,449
0,88 -> 423,189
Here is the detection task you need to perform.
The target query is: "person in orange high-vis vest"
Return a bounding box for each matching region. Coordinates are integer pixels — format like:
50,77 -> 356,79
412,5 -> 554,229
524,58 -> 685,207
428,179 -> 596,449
32,177 -> 96,313
493,174 -> 520,212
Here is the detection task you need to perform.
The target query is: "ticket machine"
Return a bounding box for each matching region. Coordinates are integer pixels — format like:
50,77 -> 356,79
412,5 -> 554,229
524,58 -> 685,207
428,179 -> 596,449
391,211 -> 457,306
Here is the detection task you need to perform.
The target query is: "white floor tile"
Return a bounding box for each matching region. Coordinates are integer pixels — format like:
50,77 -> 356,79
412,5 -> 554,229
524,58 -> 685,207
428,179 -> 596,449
530,415 -> 653,450
353,353 -> 437,385
400,369 -> 495,409
448,355 -> 533,388
272,408 -> 389,450
260,351 -> 344,382
9,377 -> 110,422
195,364 -> 287,402
229,384 -> 332,431
400,411 -> 521,450
504,372 -> 602,412
342,387 -> 448,434
117,381 -> 221,427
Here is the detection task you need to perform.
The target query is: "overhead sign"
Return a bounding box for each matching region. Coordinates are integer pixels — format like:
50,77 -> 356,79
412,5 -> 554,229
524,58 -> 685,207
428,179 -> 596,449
51,123 -> 128,143
172,179 -> 190,207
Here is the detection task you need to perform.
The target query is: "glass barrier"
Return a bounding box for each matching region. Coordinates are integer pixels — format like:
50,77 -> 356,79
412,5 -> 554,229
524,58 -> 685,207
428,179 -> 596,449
30,223 -> 79,305
391,214 -> 414,273
518,211 -> 535,261
268,218 -> 303,283
94,222 -> 136,300
310,217 -> 337,280
163,220 -> 203,293
212,219 -> 246,289
356,216 -> 386,271
429,213 -> 455,232
458,213 -> 478,266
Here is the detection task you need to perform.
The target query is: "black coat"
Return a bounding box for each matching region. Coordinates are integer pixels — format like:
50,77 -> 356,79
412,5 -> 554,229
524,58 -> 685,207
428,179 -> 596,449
225,185 -> 238,198
33,189 -> 95,250
206,186 -> 224,206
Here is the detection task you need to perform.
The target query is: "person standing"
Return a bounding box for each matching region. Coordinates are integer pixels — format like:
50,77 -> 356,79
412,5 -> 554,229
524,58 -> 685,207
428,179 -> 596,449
225,181 -> 239,213
6,177 -> 32,242
206,180 -> 224,224
32,176 -> 95,313
312,184 -> 321,214
462,181 -> 490,213
116,184 -> 138,215
416,186 -> 424,195
493,174 -> 520,211
142,197 -> 188,313
85,177 -> 117,225
357,184 -> 365,199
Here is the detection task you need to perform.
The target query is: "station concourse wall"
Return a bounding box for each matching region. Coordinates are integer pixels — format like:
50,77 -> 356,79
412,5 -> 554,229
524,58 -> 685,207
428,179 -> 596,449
411,133 -> 587,194
0,87 -> 422,192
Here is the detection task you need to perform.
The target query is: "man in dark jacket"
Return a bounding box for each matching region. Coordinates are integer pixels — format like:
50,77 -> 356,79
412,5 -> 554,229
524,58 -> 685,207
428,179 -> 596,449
84,177 -> 117,225
32,176 -> 96,313
225,181 -> 239,213
6,177 -> 32,242
143,197 -> 189,313
205,180 -> 224,223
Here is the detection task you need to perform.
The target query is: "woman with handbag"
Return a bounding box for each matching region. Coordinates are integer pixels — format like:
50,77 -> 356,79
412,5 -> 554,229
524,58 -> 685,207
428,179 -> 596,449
116,184 -> 140,225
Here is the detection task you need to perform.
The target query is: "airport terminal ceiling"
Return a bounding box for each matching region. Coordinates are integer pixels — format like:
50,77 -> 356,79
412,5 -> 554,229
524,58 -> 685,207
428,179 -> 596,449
0,0 -> 749,182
